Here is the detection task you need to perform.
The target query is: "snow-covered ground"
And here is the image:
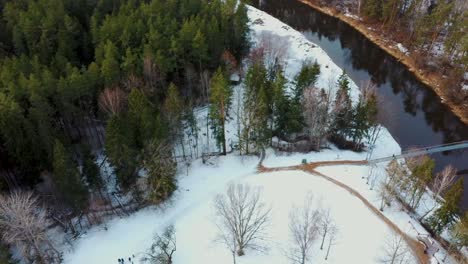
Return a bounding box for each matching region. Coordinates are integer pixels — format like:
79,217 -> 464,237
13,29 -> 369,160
62,5 -> 460,264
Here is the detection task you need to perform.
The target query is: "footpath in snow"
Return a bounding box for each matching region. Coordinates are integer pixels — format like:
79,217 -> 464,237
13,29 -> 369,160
62,5 -> 459,264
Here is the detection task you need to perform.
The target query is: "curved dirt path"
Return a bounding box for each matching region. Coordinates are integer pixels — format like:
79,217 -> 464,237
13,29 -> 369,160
258,160 -> 429,264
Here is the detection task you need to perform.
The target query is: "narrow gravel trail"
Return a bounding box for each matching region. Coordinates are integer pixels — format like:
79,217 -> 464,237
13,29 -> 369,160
258,159 -> 429,264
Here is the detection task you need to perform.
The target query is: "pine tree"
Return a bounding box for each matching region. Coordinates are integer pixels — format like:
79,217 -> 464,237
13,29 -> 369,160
100,40 -> 120,86
255,86 -> 271,148
426,178 -> 463,235
427,1 -> 454,49
363,0 -> 382,21
52,139 -> 88,211
192,30 -> 208,71
451,212 -> 468,250
128,88 -> 159,147
408,156 -> 435,209
142,139 -> 177,204
105,114 -> 139,188
164,83 -> 185,156
382,0 -> 402,27
242,62 -> 269,153
0,93 -> 42,175
443,11 -> 467,58
231,2 -> 250,59
209,68 -> 231,155
121,47 -> 140,75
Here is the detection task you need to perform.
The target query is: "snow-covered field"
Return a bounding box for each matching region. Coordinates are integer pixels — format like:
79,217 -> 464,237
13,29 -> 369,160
62,5 -> 459,264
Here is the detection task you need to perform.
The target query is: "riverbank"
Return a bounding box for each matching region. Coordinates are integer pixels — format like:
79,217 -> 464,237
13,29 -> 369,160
297,0 -> 468,125
62,6 -> 463,264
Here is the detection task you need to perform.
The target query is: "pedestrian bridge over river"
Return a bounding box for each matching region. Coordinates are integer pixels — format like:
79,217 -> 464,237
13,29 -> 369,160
367,140 -> 468,164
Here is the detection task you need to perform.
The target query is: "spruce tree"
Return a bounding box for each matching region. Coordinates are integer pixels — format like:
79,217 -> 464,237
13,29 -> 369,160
273,70 -> 303,137
232,2 -> 250,59
332,72 -> 353,140
293,62 -> 321,101
351,91 -> 378,147
52,139 -> 88,211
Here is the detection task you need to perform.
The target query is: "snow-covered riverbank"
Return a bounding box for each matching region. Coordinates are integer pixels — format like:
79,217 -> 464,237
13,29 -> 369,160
62,5 -> 459,264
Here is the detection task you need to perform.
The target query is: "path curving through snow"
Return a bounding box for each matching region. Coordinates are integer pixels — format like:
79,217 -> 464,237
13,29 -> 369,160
258,160 -> 429,264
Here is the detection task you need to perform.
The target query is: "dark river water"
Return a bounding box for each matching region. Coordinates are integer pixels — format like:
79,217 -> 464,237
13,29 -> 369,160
254,0 -> 468,212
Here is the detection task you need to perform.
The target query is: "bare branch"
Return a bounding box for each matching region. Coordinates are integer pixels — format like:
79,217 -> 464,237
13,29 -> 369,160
288,193 -> 322,264
432,165 -> 457,199
214,183 -> 271,257
250,32 -> 289,70
141,225 -> 176,264
325,224 -> 338,260
379,232 -> 409,264
98,87 -> 126,116
0,192 -> 61,263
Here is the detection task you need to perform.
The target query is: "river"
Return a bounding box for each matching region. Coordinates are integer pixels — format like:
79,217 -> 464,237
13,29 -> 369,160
254,0 -> 468,211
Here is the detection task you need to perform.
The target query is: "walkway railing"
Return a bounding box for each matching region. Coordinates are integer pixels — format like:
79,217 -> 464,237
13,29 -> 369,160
368,140 -> 468,164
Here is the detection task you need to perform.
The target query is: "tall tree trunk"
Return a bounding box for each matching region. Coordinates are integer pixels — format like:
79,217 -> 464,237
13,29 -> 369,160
221,100 -> 226,155
325,237 -> 332,260
320,230 -> 327,250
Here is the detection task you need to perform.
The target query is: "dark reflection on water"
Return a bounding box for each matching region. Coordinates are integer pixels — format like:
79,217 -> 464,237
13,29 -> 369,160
254,0 -> 468,211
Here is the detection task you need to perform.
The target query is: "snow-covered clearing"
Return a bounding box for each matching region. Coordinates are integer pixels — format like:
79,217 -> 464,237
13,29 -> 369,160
62,5 -> 461,264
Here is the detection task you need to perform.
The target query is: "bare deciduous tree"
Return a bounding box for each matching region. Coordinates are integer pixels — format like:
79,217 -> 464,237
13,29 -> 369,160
324,224 -> 338,260
431,165 -> 457,199
98,87 -> 126,116
142,225 -> 176,264
303,86 -> 331,150
0,192 -> 61,263
232,85 -> 245,155
319,208 -> 333,250
214,183 -> 271,257
257,31 -> 289,71
378,181 -> 395,211
419,165 -> 457,221
218,224 -> 239,264
288,194 -> 322,264
403,153 -> 434,209
379,233 -> 409,264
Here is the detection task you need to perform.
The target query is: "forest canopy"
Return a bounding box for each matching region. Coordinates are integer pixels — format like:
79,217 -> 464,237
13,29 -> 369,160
0,0 -> 250,191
